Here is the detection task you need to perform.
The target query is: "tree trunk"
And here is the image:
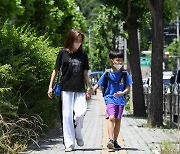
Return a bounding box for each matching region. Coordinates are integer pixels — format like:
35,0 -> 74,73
126,17 -> 146,117
147,0 -> 164,126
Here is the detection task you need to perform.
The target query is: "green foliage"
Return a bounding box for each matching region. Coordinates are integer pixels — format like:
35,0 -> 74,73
164,39 -> 180,72
0,64 -> 17,118
75,0 -> 101,21
175,0 -> 180,16
0,22 -> 60,126
0,0 -> 87,47
160,139 -> 179,154
88,5 -> 124,71
164,0 -> 177,24
0,21 -> 62,152
0,0 -> 24,20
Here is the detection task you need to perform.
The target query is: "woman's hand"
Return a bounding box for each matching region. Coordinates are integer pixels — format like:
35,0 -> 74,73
48,69 -> 58,99
86,88 -> 91,100
47,87 -> 53,99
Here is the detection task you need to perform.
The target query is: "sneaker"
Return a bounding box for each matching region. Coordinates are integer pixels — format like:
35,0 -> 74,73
114,140 -> 121,150
107,139 -> 114,149
76,138 -> 84,146
65,146 -> 74,152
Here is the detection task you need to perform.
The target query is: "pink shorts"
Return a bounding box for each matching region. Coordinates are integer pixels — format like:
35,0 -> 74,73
106,103 -> 124,119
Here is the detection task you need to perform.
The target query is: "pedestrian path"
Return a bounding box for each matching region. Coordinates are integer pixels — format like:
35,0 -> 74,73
22,90 -> 180,154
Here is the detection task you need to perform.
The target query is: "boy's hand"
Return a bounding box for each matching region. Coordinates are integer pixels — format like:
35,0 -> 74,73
90,88 -> 95,95
114,91 -> 125,97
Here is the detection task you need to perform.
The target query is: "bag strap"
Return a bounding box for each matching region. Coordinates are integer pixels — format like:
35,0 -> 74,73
120,68 -> 127,91
56,51 -> 64,83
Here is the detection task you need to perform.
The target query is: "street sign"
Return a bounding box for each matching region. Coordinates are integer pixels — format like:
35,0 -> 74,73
140,57 -> 151,66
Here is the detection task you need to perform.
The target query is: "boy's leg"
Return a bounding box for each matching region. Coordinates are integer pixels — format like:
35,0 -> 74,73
108,115 -> 115,139
107,116 -> 115,149
106,104 -> 116,149
114,105 -> 124,139
106,104 -> 116,140
114,119 -> 121,141
113,105 -> 124,149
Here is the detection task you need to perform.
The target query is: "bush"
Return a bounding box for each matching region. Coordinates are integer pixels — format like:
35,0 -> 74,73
0,22 -> 61,152
0,114 -> 45,153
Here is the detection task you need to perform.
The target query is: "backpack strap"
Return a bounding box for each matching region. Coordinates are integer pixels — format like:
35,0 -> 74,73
119,68 -> 127,91
102,71 -> 109,96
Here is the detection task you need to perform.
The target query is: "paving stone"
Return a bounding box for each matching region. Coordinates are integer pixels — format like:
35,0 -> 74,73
22,90 -> 180,154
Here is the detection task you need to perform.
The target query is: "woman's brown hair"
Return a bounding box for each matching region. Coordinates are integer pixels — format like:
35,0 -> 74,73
63,29 -> 84,52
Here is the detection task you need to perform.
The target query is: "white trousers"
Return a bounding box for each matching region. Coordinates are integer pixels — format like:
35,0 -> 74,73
62,91 -> 87,148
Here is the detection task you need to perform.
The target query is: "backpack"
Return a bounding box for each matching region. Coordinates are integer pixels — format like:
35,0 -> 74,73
102,68 -> 127,97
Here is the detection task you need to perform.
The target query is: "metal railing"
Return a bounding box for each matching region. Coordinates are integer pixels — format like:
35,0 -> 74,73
144,85 -> 180,129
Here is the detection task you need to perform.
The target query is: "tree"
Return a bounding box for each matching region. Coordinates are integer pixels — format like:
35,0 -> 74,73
88,6 -> 124,71
0,0 -> 86,47
146,0 -> 164,126
165,40 -> 180,71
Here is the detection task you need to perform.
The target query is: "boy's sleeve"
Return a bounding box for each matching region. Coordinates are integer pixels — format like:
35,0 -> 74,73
97,72 -> 106,87
125,72 -> 133,86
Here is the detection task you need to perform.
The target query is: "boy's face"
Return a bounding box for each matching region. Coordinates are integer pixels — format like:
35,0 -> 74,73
111,57 -> 124,65
111,57 -> 124,71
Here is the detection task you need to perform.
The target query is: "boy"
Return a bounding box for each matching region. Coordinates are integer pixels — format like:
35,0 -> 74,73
92,49 -> 133,150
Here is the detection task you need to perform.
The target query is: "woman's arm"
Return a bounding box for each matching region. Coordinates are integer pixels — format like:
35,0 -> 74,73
47,69 -> 58,99
84,70 -> 91,100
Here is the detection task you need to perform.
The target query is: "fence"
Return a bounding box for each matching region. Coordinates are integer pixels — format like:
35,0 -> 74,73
144,85 -> 180,129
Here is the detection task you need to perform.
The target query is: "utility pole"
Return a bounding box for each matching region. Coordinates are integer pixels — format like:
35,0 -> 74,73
88,25 -> 91,50
177,16 -> 179,40
124,38 -> 127,69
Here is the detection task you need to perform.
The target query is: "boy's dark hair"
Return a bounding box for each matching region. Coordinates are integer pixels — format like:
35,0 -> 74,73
109,48 -> 124,59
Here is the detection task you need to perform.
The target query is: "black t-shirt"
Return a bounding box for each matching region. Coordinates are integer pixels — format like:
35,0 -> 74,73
55,49 -> 89,92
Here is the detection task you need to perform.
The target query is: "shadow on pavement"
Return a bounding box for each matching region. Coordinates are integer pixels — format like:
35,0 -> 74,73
75,148 -> 102,151
22,127 -> 63,153
123,114 -> 147,120
105,147 -> 143,152
122,147 -> 144,151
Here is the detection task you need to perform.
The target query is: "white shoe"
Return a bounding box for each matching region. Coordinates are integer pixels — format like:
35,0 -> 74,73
76,138 -> 84,146
65,146 -> 74,152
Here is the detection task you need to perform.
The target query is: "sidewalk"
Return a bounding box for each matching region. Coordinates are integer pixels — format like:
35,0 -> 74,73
22,90 -> 180,154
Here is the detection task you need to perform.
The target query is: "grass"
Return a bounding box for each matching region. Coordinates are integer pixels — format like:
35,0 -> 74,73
160,139 -> 180,154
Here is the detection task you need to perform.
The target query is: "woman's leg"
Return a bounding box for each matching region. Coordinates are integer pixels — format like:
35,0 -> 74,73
62,91 -> 75,149
73,92 -> 87,140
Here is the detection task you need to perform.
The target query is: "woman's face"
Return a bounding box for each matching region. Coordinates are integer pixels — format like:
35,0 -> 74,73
73,34 -> 82,51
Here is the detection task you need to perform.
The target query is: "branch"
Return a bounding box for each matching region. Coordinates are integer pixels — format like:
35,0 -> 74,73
146,0 -> 156,18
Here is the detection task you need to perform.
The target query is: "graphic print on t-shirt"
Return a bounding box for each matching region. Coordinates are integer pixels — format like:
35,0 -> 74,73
71,58 -> 82,74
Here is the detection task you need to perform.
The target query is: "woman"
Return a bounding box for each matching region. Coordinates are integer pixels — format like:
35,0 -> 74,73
47,29 -> 91,152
